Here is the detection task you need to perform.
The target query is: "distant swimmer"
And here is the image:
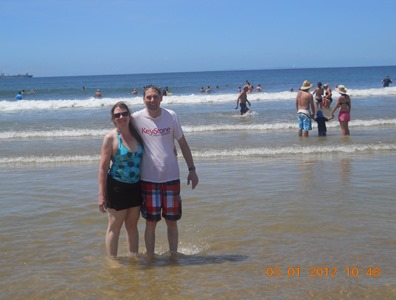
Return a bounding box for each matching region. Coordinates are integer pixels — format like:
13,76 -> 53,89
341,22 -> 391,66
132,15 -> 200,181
199,87 -> 205,93
382,75 -> 392,87
132,89 -> 138,95
244,80 -> 253,93
29,89 -> 36,94
235,86 -> 251,115
162,86 -> 169,96
254,84 -> 262,92
15,91 -> 23,100
95,89 -> 102,98
206,86 -> 213,93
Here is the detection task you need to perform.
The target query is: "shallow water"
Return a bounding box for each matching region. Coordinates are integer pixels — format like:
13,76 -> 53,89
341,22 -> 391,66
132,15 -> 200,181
1,155 -> 395,299
1,67 -> 395,298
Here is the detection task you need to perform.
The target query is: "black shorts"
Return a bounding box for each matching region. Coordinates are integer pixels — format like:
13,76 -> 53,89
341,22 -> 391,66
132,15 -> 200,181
106,176 -> 143,211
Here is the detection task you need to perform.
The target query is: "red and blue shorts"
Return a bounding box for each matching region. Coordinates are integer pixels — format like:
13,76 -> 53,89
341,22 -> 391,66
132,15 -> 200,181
140,180 -> 182,221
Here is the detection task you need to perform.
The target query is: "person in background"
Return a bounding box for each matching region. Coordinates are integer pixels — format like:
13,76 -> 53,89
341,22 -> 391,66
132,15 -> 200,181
15,91 -> 23,100
162,86 -> 169,96
331,85 -> 351,136
95,89 -> 102,98
312,82 -> 324,111
314,110 -> 332,136
132,89 -> 138,95
244,80 -> 253,93
382,75 -> 392,87
235,86 -> 251,115
254,84 -> 262,92
98,102 -> 144,257
296,80 -> 315,137
323,83 -> 332,108
132,85 -> 199,256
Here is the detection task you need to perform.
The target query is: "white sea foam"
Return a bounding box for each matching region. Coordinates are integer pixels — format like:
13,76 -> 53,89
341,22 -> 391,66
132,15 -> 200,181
0,97 -> 144,112
183,118 -> 396,132
0,154 -> 101,166
193,143 -> 396,159
0,129 -> 109,139
1,118 -> 395,140
1,143 -> 395,166
2,87 -> 396,112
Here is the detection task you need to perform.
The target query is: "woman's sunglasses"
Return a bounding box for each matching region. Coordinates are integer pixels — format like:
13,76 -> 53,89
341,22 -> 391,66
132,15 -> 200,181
113,111 -> 130,118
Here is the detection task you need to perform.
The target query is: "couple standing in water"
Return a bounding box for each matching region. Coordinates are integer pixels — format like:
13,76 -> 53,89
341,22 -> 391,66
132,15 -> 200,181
296,80 -> 351,137
98,85 -> 199,258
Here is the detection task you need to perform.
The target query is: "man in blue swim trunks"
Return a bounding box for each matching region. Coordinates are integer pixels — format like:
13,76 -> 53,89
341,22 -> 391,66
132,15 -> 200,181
296,80 -> 315,137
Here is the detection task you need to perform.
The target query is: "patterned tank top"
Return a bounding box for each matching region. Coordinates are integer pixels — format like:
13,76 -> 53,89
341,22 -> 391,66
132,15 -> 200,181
108,133 -> 143,183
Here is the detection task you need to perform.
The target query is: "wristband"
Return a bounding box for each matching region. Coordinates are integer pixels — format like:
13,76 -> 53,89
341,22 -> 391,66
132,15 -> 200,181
188,166 -> 196,171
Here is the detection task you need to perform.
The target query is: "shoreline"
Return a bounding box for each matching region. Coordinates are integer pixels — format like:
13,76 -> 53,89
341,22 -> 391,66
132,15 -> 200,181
1,156 -> 395,298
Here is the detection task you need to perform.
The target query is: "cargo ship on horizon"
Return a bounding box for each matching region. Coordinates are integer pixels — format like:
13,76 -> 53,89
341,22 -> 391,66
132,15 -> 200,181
0,73 -> 33,78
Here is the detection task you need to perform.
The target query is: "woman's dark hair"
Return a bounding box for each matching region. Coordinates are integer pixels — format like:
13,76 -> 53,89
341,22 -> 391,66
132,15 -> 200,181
111,101 -> 143,148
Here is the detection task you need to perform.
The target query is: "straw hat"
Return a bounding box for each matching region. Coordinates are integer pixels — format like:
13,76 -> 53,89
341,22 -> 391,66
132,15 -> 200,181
335,85 -> 348,94
300,80 -> 313,90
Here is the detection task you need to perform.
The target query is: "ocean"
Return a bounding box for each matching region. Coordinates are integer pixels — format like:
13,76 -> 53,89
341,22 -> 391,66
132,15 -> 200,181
1,66 -> 395,299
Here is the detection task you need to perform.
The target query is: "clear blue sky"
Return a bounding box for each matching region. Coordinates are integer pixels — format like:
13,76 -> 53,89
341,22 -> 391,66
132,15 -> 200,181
1,0 -> 395,77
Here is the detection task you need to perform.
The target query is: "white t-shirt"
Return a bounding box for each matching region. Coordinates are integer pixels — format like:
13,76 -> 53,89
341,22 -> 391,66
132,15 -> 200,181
132,108 -> 184,182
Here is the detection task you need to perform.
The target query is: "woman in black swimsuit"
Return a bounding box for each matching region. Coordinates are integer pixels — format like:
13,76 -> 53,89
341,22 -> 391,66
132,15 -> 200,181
323,83 -> 332,108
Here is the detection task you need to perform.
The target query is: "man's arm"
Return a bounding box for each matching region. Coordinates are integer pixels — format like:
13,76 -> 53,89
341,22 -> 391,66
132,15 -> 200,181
235,93 -> 242,109
177,135 -> 199,189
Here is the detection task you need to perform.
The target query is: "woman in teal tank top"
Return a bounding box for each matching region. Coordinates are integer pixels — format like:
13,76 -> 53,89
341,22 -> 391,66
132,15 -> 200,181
98,102 -> 144,257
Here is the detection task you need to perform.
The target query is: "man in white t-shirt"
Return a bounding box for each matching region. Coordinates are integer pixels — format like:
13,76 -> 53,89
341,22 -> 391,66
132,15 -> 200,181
132,85 -> 199,256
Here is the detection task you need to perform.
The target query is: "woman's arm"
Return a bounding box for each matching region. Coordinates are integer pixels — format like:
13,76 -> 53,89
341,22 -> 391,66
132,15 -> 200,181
98,132 -> 114,212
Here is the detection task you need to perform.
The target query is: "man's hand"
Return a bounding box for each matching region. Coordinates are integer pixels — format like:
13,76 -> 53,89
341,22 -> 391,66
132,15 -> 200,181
187,170 -> 199,189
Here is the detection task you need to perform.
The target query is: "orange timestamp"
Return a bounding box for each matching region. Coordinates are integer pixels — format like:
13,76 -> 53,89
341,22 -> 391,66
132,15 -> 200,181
264,266 -> 381,278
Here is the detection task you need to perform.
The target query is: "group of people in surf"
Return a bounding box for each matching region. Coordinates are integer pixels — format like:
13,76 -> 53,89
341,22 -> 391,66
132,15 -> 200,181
296,80 -> 351,137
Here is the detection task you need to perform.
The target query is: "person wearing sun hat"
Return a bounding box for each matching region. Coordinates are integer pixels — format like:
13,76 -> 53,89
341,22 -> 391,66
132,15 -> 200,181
331,85 -> 351,136
295,80 -> 315,137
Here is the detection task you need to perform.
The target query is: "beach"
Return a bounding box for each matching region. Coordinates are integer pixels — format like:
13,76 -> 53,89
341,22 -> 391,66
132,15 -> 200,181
1,66 -> 395,299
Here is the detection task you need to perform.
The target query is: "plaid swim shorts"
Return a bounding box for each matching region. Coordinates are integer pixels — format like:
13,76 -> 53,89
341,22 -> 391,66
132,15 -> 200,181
140,180 -> 182,221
